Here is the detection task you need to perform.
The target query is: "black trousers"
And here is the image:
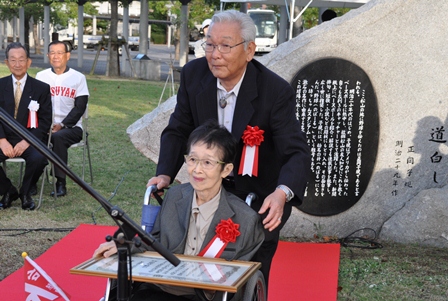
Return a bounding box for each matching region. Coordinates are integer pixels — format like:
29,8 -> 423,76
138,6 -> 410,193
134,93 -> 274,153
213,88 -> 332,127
0,143 -> 47,196
222,180 -> 293,291
51,127 -> 82,179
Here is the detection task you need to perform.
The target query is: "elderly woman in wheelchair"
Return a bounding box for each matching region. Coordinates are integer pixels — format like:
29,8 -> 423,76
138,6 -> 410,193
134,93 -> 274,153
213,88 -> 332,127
93,120 -> 265,301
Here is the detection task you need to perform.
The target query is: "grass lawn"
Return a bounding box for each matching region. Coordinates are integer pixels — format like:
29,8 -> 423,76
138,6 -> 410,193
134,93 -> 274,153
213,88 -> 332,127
0,64 -> 166,279
0,64 -> 447,300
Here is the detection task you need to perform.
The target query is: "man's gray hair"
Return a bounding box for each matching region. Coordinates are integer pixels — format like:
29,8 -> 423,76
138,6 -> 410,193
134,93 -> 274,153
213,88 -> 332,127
5,42 -> 29,59
211,10 -> 256,50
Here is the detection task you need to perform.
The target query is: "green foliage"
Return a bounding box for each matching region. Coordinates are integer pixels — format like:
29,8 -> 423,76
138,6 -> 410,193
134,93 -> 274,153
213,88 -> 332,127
148,0 -> 215,40
302,7 -> 320,29
95,20 -> 109,34
203,0 -> 221,11
51,2 -> 99,30
149,1 -> 171,37
151,32 -> 166,44
0,0 -> 99,34
64,2 -> 99,26
303,7 -> 352,29
0,0 -> 20,20
50,3 -> 70,28
188,0 -> 214,29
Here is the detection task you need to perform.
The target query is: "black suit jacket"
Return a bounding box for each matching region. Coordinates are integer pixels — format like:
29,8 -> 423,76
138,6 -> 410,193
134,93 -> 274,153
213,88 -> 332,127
0,74 -> 52,144
157,58 -> 311,205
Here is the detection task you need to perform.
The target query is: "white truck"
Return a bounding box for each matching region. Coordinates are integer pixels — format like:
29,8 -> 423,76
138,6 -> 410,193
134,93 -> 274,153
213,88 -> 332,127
247,9 -> 278,54
54,25 -> 77,51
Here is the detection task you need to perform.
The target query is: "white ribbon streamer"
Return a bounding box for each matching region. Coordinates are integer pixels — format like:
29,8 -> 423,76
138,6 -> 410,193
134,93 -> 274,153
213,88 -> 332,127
29,112 -> 37,128
241,145 -> 256,176
28,100 -> 39,128
203,263 -> 224,282
201,237 -> 225,258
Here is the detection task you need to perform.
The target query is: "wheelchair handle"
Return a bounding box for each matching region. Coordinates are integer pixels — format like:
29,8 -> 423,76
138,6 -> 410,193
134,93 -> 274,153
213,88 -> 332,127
245,192 -> 257,207
144,185 -> 164,206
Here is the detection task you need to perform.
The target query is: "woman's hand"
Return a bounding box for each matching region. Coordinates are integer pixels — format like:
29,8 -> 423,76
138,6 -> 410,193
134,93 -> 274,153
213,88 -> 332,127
92,241 -> 117,258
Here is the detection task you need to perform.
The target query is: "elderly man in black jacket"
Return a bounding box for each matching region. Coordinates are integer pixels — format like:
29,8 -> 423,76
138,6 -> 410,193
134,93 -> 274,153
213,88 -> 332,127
0,42 -> 52,210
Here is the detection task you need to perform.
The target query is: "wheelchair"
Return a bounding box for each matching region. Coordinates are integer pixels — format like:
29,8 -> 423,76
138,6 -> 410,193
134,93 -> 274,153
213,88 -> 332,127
101,187 -> 266,301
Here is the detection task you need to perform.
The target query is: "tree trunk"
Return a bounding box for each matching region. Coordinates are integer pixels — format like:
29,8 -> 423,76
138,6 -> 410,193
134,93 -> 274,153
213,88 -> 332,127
24,16 -> 30,53
33,23 -> 41,54
292,7 -> 304,38
108,0 -> 119,77
174,27 -> 180,61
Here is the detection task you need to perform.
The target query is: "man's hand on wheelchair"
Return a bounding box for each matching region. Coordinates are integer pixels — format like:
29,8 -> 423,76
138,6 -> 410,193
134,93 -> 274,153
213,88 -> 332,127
147,175 -> 171,192
93,241 -> 117,258
258,189 -> 286,232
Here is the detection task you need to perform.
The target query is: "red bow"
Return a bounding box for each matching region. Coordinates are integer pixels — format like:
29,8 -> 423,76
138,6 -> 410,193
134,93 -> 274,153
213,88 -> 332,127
215,218 -> 241,243
199,218 -> 240,258
239,125 -> 264,177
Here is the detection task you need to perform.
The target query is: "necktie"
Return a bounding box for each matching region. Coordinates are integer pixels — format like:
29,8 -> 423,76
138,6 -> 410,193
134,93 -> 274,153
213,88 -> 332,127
219,93 -> 232,109
14,81 -> 22,119
219,92 -> 234,132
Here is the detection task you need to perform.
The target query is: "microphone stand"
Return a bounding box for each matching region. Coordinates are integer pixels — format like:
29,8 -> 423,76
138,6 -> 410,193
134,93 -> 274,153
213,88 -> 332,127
0,108 -> 180,301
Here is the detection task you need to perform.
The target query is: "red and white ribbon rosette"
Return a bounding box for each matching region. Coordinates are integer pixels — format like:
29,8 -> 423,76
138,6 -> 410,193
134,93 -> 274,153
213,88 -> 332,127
199,218 -> 241,258
238,125 -> 264,177
27,100 -> 39,129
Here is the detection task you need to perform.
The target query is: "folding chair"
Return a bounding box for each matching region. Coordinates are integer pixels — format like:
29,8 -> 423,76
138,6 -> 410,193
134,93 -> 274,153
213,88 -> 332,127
2,130 -> 55,209
1,158 -> 26,210
69,106 -> 93,184
36,130 -> 57,210
2,158 -> 25,189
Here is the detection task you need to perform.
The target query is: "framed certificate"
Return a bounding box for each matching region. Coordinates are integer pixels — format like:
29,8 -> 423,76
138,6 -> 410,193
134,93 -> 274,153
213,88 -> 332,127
70,251 -> 261,293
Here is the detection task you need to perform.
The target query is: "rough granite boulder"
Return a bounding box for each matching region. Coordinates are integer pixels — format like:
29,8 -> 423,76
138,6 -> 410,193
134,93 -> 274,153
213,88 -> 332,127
128,0 -> 448,248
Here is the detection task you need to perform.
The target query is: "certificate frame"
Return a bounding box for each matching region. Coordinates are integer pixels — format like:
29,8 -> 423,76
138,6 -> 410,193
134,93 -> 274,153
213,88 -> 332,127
70,251 -> 261,293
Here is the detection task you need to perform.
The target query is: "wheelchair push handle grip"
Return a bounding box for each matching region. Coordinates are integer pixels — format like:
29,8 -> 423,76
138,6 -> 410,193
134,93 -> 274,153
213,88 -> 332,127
245,192 -> 257,206
144,185 -> 164,206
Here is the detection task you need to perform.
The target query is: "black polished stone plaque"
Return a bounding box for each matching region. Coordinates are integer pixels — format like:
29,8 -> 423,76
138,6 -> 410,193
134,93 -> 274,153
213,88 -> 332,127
291,58 -> 379,216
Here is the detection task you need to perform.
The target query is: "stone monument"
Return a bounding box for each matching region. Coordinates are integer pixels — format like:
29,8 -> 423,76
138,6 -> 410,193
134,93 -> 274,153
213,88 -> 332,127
127,0 -> 448,248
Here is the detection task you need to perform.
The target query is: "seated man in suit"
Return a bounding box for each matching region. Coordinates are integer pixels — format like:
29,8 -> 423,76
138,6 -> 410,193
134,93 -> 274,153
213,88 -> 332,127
94,120 -> 264,301
0,42 -> 52,210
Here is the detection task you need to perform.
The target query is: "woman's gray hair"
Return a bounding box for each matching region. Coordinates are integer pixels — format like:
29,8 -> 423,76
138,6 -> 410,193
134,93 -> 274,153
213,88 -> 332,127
210,10 -> 256,50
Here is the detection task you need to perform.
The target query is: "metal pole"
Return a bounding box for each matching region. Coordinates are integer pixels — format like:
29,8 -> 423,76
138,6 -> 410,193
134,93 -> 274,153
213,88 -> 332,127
279,6 -> 287,44
166,4 -> 173,48
19,8 -> 25,46
12,16 -> 17,42
179,4 -> 188,67
319,7 -> 327,24
140,0 -> 149,55
122,6 -> 130,75
78,5 -> 84,68
3,20 -> 8,49
44,6 -> 50,63
0,18 -> 3,50
93,16 -> 97,35
289,0 -> 313,40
